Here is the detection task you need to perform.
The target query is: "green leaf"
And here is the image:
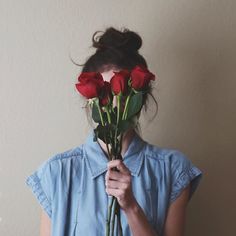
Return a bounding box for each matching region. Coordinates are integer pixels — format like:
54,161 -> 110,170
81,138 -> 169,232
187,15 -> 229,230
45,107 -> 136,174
92,103 -> 101,123
118,120 -> 132,133
126,92 -> 143,119
110,107 -> 117,124
94,124 -> 115,144
92,103 -> 108,124
93,128 -> 98,141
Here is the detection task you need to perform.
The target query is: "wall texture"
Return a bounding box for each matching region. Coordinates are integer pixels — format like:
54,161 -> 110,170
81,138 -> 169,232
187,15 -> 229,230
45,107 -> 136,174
1,0 -> 235,235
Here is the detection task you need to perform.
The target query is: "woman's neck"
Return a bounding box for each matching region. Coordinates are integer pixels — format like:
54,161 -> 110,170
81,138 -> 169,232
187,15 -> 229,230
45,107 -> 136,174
97,128 -> 136,159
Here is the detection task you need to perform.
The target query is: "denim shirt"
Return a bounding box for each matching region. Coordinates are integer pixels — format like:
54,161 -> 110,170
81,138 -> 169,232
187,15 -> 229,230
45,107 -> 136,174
25,129 -> 203,236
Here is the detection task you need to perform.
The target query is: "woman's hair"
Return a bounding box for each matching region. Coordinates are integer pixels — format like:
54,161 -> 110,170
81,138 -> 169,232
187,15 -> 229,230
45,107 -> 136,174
71,26 -> 158,134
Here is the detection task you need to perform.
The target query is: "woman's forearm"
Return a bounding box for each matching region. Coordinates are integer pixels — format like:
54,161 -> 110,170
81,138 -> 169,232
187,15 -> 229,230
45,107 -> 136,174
124,200 -> 158,236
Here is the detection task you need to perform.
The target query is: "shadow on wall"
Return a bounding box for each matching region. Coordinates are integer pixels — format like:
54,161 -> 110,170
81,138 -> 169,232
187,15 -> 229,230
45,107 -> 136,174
148,1 -> 236,235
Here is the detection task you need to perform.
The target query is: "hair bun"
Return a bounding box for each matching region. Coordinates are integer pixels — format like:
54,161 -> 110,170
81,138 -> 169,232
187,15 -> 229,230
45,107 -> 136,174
92,27 -> 142,53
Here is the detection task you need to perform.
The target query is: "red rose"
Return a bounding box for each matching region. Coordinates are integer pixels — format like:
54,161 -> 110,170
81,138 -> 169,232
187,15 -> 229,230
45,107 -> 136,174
110,70 -> 130,95
99,81 -> 112,106
75,72 -> 104,99
130,65 -> 155,90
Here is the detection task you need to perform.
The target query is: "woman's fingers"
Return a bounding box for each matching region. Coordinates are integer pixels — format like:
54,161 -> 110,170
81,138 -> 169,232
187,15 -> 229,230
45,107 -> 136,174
105,160 -> 131,184
105,169 -> 129,182
105,160 -> 135,210
106,188 -> 123,198
105,179 -> 129,190
107,159 -> 131,175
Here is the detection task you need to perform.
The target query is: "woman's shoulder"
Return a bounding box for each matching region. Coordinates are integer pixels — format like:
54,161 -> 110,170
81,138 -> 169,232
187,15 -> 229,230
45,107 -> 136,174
144,141 -> 203,177
144,141 -> 189,164
144,141 -> 203,176
27,144 -> 84,182
144,141 -> 203,204
26,144 -> 85,191
48,144 -> 84,162
25,144 -> 85,219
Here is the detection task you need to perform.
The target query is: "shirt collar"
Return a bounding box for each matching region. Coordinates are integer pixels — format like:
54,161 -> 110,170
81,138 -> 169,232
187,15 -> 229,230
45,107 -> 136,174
83,129 -> 147,179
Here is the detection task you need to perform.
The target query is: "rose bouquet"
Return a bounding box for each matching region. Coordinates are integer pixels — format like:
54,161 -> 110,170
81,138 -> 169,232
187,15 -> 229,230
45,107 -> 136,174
75,65 -> 155,236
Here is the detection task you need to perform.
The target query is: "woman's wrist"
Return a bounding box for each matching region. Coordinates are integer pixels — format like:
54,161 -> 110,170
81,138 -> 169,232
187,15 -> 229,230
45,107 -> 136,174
123,198 -> 158,236
123,198 -> 139,215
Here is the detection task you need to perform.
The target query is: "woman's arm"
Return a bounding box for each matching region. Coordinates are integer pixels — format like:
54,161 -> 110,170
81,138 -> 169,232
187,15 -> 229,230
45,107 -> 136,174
124,184 -> 190,236
163,184 -> 190,236
124,200 -> 158,236
39,210 -> 51,236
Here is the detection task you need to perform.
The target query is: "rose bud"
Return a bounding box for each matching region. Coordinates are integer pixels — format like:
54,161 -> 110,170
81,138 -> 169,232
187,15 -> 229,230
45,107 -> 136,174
99,81 -> 112,106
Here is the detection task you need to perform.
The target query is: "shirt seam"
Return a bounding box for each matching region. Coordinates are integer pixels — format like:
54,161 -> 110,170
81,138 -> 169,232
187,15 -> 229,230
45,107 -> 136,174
170,166 -> 202,203
38,148 -> 83,187
43,148 -> 83,166
145,153 -> 167,161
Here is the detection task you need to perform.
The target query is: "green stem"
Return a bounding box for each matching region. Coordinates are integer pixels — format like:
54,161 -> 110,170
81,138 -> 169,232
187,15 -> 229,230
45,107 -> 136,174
105,143 -> 112,161
104,106 -> 112,124
111,198 -> 117,235
122,90 -> 133,120
95,100 -> 104,126
117,204 -> 123,236
114,95 -> 121,158
116,137 -> 124,235
119,134 -> 123,160
95,101 -> 113,161
122,94 -> 130,120
104,106 -> 113,160
106,196 -> 115,236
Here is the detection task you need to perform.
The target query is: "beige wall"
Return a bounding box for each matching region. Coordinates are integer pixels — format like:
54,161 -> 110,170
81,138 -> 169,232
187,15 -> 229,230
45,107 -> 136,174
1,0 -> 235,235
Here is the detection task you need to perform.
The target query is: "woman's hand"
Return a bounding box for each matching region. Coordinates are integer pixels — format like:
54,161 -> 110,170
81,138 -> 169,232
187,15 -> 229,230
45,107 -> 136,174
105,159 -> 137,212
105,159 -> 158,236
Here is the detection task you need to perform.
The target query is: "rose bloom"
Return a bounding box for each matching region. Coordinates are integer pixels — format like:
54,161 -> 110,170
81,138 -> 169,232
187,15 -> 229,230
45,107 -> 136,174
75,72 -> 104,99
130,65 -> 155,90
110,70 -> 130,96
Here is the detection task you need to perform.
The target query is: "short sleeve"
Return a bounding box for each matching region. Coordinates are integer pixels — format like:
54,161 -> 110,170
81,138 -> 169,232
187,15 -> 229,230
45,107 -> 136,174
169,150 -> 203,204
25,158 -> 56,219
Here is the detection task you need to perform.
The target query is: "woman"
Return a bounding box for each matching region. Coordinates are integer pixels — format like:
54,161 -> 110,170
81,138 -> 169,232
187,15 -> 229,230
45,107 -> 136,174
26,27 -> 203,236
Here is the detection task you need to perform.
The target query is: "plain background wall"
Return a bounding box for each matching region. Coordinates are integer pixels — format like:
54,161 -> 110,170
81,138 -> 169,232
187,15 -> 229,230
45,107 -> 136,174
1,0 -> 235,235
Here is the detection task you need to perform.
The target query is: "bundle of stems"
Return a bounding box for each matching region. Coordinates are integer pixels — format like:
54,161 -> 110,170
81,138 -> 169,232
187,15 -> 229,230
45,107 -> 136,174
105,152 -> 123,236
106,97 -> 124,236
92,87 -> 144,236
94,94 -> 130,236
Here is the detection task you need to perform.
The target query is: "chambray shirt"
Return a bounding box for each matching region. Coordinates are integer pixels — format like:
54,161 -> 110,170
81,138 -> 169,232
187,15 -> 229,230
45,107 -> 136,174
25,129 -> 203,236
